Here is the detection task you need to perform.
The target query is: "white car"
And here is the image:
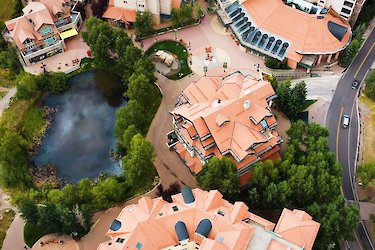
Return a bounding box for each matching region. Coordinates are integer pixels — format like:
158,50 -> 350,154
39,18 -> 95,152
342,114 -> 350,128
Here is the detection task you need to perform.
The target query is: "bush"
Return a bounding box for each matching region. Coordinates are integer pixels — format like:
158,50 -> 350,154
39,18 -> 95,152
15,73 -> 38,100
265,57 -> 290,69
364,70 -> 375,100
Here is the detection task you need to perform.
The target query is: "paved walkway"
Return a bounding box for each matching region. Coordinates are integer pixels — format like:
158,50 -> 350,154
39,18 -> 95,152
146,74 -> 199,188
2,214 -> 26,250
0,87 -> 16,117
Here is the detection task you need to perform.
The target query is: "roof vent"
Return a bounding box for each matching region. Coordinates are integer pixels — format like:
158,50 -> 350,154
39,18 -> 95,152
243,100 -> 250,110
317,15 -> 324,19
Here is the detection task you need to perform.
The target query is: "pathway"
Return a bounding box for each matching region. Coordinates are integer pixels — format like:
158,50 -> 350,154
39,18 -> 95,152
2,214 -> 26,250
0,87 -> 16,117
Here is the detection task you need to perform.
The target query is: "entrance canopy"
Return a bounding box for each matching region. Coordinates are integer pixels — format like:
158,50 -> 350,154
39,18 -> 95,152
60,28 -> 78,40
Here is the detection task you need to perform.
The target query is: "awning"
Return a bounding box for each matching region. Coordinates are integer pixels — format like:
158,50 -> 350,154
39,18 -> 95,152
60,28 -> 78,40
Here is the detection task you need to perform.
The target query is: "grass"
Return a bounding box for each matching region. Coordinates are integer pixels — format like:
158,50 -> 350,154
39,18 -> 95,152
145,40 -> 192,80
0,209 -> 16,248
24,222 -> 47,247
357,95 -> 375,203
0,69 -> 16,88
300,99 -> 317,111
0,90 -> 8,99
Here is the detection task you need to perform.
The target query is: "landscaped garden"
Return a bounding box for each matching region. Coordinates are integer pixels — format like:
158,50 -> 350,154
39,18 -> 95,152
145,40 -> 191,80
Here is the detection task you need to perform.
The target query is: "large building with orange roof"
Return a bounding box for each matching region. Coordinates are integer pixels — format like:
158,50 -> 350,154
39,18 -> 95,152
2,0 -> 83,66
97,187 -> 320,250
217,0 -> 352,70
103,0 -> 182,27
170,72 -> 282,186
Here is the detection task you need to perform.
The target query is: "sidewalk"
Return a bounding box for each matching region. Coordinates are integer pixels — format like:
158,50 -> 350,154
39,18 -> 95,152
2,214 -> 26,250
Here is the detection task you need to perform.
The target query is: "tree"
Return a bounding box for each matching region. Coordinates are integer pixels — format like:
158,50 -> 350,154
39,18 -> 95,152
118,124 -> 140,153
15,73 -> 38,99
275,80 -> 307,118
265,57 -> 289,69
339,38 -> 362,67
197,156 -> 239,197
134,11 -> 155,37
171,3 -> 202,27
74,2 -> 87,20
0,48 -> 22,74
38,204 -> 61,233
357,162 -> 375,186
114,100 -> 149,136
122,134 -> 156,188
47,73 -> 69,94
91,0 -> 108,18
126,73 -> 159,111
19,199 -> 39,225
364,70 -> 375,100
156,182 -> 181,202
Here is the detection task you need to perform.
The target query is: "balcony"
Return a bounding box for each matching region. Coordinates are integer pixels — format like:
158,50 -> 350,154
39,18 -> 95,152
22,40 -> 63,59
56,12 -> 81,32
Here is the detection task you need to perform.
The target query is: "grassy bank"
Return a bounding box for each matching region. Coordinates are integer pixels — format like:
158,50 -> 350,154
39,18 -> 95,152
0,209 -> 16,248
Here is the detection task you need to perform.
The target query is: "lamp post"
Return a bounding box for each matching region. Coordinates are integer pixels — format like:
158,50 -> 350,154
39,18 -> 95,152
173,28 -> 178,40
223,62 -> 228,72
203,66 -> 208,76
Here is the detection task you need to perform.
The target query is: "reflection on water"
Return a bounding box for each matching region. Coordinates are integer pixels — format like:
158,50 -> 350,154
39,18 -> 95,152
33,70 -> 126,182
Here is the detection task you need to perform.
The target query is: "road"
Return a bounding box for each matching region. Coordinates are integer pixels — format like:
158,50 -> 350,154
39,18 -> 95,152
326,27 -> 375,250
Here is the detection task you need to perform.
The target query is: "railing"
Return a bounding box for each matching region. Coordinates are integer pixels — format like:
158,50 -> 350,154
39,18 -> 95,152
22,40 -> 63,59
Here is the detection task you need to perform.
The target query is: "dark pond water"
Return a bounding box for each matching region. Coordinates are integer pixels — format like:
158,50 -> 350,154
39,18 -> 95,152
33,70 -> 126,182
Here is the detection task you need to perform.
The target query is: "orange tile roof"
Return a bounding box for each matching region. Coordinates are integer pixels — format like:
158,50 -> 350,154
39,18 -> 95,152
97,188 -> 319,250
171,72 -> 279,163
274,208 -> 320,250
241,0 -> 351,62
103,5 -> 136,23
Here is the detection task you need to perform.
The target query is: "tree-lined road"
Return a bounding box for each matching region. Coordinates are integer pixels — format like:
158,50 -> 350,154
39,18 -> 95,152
326,27 -> 375,250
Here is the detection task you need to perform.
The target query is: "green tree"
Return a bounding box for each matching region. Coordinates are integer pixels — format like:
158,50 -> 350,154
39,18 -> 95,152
92,177 -> 126,208
357,162 -> 375,186
122,134 -> 156,188
134,11 -> 155,37
364,70 -> 375,100
19,199 -> 39,225
0,48 -> 22,74
38,204 -> 61,233
15,73 -> 38,99
47,73 -> 69,94
339,38 -> 362,67
119,46 -> 142,84
275,80 -> 307,118
118,124 -> 140,153
126,73 -> 159,111
114,100 -> 149,136
197,156 -> 239,197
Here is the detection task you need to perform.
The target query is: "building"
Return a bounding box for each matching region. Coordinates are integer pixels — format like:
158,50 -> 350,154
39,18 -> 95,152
170,72 -> 282,186
103,0 -> 182,27
305,0 -> 366,24
216,0 -> 352,70
97,187 -> 320,250
3,0 -> 82,66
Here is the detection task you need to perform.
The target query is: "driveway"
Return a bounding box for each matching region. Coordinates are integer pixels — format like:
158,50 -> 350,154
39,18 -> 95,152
147,73 -> 199,188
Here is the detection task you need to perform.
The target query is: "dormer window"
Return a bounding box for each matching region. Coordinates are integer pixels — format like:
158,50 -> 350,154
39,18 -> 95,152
56,12 -> 62,18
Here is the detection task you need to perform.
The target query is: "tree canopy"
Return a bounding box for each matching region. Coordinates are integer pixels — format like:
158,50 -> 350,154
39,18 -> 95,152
275,80 -> 307,118
197,156 -> 240,197
356,162 -> 375,186
134,11 -> 155,37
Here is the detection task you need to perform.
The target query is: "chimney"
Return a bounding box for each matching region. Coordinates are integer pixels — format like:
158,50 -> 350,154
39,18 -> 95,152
218,99 -> 221,104
243,100 -> 250,110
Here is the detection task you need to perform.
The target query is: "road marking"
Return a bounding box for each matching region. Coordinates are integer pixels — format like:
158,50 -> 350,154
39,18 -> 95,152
354,42 -> 375,78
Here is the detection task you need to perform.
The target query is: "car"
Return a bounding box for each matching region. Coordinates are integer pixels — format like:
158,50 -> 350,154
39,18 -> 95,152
352,80 -> 359,89
342,114 -> 350,128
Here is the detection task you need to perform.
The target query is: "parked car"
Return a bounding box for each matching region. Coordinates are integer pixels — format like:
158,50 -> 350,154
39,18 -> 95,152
352,80 -> 359,89
342,114 -> 350,128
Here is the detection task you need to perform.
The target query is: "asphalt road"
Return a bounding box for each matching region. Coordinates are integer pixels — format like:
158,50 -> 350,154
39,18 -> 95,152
326,27 -> 375,250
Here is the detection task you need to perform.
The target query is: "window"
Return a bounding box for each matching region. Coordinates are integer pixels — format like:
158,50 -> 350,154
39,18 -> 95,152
40,27 -> 53,36
172,205 -> 179,212
44,36 -> 56,46
217,210 -> 225,216
343,1 -> 354,8
136,242 -> 143,249
116,238 -> 125,243
217,236 -> 224,242
341,7 -> 351,15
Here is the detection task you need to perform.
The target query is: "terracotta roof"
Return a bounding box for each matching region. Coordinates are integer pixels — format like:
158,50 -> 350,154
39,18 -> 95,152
171,72 -> 278,162
274,208 -> 320,250
240,0 -> 351,62
97,189 -> 319,250
103,5 -> 136,23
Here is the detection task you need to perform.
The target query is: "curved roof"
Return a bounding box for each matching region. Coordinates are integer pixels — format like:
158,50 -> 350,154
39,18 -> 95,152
241,0 -> 351,62
195,219 -> 212,238
181,187 -> 195,204
175,221 -> 189,241
110,219 -> 122,231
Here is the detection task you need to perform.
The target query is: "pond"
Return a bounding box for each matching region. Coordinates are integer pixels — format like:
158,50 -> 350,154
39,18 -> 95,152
32,70 -> 126,182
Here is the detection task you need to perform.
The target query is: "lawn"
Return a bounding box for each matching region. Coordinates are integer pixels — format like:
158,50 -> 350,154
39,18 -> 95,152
0,209 -> 16,248
24,222 -> 47,247
300,99 -> 317,111
145,40 -> 192,80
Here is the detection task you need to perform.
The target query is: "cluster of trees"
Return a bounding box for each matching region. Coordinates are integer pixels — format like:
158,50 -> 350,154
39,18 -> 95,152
364,70 -> 375,100
20,199 -> 91,238
0,21 -> 22,76
275,80 -> 307,118
73,2 -> 87,21
265,57 -> 290,70
134,11 -> 155,38
197,121 -> 359,248
156,182 -> 181,202
171,3 -> 203,28
357,162 -> 375,187
339,23 -> 366,67
91,0 -> 108,18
